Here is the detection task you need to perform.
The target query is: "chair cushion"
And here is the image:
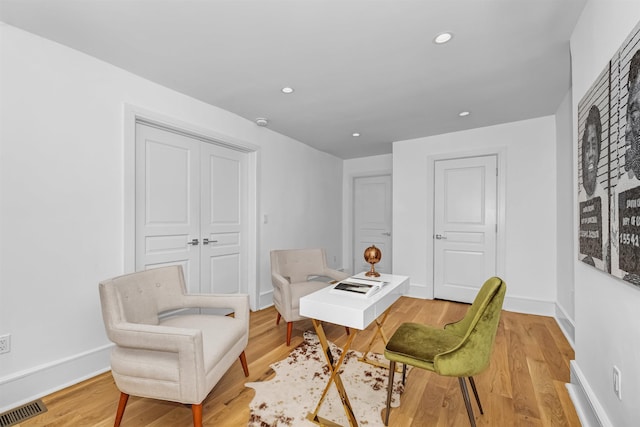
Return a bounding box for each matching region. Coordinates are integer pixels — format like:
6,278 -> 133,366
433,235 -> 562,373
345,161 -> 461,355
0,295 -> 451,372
161,314 -> 246,374
384,322 -> 462,371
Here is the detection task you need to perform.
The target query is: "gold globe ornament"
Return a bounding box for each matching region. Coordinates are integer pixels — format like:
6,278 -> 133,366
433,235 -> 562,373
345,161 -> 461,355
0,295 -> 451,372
363,245 -> 382,277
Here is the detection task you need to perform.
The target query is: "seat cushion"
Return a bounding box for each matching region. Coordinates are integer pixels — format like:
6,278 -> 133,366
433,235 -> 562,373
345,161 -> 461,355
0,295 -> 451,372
161,314 -> 246,373
385,322 -> 462,370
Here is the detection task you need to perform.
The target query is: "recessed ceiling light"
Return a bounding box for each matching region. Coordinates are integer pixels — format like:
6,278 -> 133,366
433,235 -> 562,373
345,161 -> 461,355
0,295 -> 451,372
281,87 -> 294,94
434,32 -> 453,44
459,111 -> 470,117
352,132 -> 361,137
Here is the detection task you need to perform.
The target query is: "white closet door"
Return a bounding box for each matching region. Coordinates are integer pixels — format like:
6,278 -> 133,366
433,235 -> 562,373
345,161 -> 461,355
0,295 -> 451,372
135,123 -> 248,295
200,143 -> 247,294
135,123 -> 201,293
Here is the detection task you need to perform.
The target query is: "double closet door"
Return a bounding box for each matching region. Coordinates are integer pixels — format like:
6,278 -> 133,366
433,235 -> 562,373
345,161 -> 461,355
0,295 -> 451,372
135,123 -> 247,295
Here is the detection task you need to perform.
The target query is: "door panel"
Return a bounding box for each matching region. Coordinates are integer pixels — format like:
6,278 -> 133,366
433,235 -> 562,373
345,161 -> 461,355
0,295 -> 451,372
135,124 -> 200,292
200,144 -> 246,294
353,175 -> 392,274
207,253 -> 241,294
434,155 -> 497,303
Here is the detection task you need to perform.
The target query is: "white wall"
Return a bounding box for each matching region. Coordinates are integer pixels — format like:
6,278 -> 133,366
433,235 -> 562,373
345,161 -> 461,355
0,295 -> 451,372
393,116 -> 559,313
570,2 -> 640,426
556,90 -> 576,344
342,154 -> 393,274
0,23 -> 344,411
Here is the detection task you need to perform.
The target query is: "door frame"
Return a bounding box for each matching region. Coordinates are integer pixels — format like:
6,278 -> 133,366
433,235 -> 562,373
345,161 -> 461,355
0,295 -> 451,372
123,104 -> 260,310
426,148 -> 507,298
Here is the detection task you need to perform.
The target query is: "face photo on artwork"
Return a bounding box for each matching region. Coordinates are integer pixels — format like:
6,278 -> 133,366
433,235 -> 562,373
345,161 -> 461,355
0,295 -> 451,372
613,46 -> 640,285
625,49 -> 640,179
581,104 -> 602,197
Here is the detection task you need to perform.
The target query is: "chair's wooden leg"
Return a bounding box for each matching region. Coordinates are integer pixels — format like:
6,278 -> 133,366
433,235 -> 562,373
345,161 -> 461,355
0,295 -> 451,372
458,377 -> 477,427
191,403 -> 203,427
114,392 -> 129,427
468,376 -> 483,414
345,326 -> 350,335
286,321 -> 293,346
276,312 -> 281,325
384,360 -> 396,426
239,351 -> 249,377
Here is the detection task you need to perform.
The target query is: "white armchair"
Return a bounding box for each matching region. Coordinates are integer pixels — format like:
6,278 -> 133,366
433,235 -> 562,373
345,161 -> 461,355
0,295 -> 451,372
98,265 -> 249,427
270,248 -> 349,345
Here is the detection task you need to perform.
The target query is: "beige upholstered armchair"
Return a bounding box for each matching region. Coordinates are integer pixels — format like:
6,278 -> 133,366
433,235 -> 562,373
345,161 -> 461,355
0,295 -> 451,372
98,265 -> 250,427
271,248 -> 349,345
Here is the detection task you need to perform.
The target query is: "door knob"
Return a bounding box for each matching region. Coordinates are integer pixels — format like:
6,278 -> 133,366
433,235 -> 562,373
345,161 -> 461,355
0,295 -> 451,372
187,238 -> 199,245
382,232 -> 391,236
434,234 -> 447,240
202,238 -> 218,245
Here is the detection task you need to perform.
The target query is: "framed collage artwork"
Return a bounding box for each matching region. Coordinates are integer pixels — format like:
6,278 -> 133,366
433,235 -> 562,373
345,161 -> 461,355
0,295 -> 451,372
578,19 -> 640,287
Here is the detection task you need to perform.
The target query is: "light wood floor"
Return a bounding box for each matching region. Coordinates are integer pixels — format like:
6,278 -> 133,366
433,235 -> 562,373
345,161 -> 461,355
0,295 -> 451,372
16,297 -> 580,426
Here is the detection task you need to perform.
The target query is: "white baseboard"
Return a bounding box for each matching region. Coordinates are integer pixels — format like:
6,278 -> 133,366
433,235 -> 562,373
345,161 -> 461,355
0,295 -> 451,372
0,343 -> 113,413
554,302 -> 575,348
502,295 -> 556,316
258,289 -> 274,310
569,360 -> 613,427
406,286 -> 557,317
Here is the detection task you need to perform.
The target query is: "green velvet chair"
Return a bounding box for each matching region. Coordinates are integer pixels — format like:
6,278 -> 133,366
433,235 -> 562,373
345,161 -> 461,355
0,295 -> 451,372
383,277 -> 506,427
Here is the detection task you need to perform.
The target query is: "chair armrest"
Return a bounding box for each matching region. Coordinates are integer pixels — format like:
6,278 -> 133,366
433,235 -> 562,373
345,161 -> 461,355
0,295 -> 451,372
271,272 -> 294,319
271,272 -> 291,288
108,321 -> 209,402
271,272 -> 293,302
108,321 -> 201,353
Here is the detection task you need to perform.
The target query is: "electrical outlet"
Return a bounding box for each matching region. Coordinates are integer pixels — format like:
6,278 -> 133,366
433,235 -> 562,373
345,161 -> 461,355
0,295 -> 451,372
613,366 -> 622,400
0,334 -> 10,354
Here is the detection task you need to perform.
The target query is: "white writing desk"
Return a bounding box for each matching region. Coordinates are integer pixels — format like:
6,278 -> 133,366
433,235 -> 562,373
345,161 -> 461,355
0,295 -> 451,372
299,272 -> 409,427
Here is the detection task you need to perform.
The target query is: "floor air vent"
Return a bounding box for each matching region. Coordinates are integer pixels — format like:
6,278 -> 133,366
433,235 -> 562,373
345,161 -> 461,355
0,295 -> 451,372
0,399 -> 47,427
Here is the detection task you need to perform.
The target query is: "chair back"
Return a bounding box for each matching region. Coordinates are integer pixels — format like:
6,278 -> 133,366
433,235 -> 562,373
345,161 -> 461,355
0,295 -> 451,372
270,248 -> 329,283
99,266 -> 187,329
434,277 -> 506,377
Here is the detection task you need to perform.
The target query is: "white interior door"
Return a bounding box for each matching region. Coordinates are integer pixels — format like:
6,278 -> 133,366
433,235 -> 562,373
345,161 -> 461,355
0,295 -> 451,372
135,124 -> 201,292
353,175 -> 392,274
433,155 -> 497,303
135,123 -> 247,295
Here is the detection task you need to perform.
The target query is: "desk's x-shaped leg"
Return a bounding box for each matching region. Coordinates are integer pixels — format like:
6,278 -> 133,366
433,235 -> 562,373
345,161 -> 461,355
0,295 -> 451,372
357,307 -> 402,373
306,319 -> 359,427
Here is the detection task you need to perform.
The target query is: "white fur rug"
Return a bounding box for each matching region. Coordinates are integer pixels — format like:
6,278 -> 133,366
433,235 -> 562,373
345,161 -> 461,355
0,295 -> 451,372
245,331 -> 406,426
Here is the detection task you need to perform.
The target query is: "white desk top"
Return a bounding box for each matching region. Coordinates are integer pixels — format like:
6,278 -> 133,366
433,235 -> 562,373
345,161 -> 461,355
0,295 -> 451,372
299,272 -> 409,330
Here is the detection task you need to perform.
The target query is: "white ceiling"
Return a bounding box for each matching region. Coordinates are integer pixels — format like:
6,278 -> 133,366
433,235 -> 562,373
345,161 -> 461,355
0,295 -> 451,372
0,0 -> 587,159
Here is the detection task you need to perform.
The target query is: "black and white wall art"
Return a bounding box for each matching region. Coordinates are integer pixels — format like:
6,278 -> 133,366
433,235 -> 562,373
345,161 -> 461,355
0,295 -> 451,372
578,19 -> 640,287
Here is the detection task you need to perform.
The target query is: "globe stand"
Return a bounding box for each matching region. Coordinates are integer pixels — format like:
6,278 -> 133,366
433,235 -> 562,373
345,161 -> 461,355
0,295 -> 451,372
363,245 -> 381,277
365,262 -> 380,277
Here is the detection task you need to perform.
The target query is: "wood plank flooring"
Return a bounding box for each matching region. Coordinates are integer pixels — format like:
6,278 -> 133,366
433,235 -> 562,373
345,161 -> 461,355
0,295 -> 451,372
15,296 -> 580,426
